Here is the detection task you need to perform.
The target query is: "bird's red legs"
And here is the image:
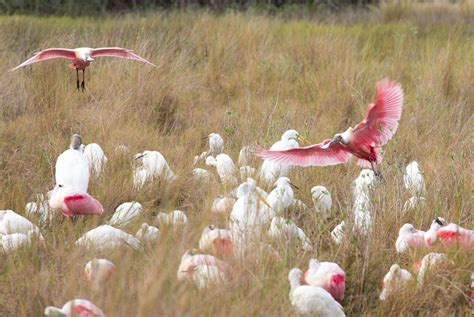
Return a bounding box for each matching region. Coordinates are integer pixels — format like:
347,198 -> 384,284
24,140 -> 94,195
81,69 -> 85,92
76,68 -> 80,91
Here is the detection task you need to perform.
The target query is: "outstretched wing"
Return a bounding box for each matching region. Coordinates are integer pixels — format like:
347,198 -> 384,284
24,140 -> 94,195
352,79 -> 404,147
64,193 -> 104,216
10,48 -> 76,71
256,140 -> 351,167
91,47 -> 157,67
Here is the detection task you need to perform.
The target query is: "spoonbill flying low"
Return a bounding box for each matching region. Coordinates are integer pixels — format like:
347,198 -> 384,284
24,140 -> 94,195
11,47 -> 156,91
257,79 -> 404,177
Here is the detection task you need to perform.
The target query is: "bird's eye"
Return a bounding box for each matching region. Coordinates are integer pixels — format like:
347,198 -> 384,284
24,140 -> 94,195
209,225 -> 215,230
58,184 -> 63,188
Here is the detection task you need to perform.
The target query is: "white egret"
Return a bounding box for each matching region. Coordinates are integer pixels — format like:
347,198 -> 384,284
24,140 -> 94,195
404,161 -> 426,197
76,225 -> 141,252
331,221 -> 345,245
84,258 -> 116,290
210,196 -> 235,215
55,134 -> 89,192
135,223 -> 160,243
108,201 -> 143,227
84,143 -> 108,176
311,185 -> 332,215
156,210 -> 188,227
268,217 -> 312,251
205,154 -> 238,187
267,177 -> 295,214
134,150 -> 176,182
379,264 -> 412,301
0,210 -> 38,235
0,230 -> 44,254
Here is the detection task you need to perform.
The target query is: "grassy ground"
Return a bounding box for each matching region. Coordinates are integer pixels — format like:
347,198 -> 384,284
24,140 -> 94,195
0,3 -> 473,316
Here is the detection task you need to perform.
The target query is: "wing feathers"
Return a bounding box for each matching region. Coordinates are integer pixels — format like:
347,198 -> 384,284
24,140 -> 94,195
11,48 -> 76,71
91,47 -> 156,67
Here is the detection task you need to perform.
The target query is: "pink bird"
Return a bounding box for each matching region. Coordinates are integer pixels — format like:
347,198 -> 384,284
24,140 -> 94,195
11,47 -> 156,91
257,79 -> 404,177
303,259 -> 346,303
49,184 -> 104,217
44,299 -> 105,317
395,223 -> 427,253
428,222 -> 474,249
177,249 -> 231,282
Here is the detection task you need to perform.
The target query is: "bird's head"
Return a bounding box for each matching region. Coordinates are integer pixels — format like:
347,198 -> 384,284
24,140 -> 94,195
70,134 -> 82,150
281,129 -> 311,145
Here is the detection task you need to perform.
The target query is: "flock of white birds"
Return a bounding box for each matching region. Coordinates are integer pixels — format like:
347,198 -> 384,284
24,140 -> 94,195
1,129 -> 473,316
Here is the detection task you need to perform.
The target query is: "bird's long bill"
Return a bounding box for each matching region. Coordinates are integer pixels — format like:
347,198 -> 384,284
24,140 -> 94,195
329,135 -> 343,146
134,154 -> 145,160
256,191 -> 272,209
290,182 -> 300,190
298,135 -> 312,145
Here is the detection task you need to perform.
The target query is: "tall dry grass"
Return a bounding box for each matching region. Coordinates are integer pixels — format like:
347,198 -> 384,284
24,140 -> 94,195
0,6 -> 473,316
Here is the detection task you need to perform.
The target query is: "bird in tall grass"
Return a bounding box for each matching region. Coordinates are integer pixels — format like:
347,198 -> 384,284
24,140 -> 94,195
257,79 -> 404,178
425,219 -> 474,249
44,299 -> 105,317
199,225 -> 233,257
55,134 -> 89,193
379,264 -> 413,301
311,186 -> 332,215
84,258 -> 116,290
83,143 -> 108,177
76,225 -> 141,252
49,184 -> 104,218
395,223 -> 426,253
267,177 -> 296,214
303,259 -> 346,303
11,47 -> 156,91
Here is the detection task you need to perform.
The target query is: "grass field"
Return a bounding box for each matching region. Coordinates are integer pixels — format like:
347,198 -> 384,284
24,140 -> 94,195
0,3 -> 473,316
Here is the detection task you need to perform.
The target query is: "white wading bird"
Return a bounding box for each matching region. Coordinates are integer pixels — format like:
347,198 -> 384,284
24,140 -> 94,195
76,225 -> 141,252
108,201 -> 143,227
267,177 -> 296,214
303,259 -> 346,303
205,154 -> 238,187
353,169 -> 375,196
194,133 -> 224,164
12,47 -> 156,91
379,264 -> 413,300
84,258 -> 116,290
311,186 -> 332,215
404,161 -> 426,197
210,196 -> 236,215
199,225 -> 233,257
25,194 -> 51,224
1,230 -> 44,254
44,299 -> 105,317
156,210 -> 188,227
259,130 -> 309,185
134,150 -> 176,186
331,221 -> 346,245
289,268 -> 346,317
55,134 -> 89,192
0,210 -> 40,235
84,143 -> 108,177
135,223 -> 160,243
268,217 -> 312,251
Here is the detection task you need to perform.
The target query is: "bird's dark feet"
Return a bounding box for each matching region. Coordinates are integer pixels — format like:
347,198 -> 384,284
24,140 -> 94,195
77,80 -> 80,91
375,171 -> 386,183
81,81 -> 85,92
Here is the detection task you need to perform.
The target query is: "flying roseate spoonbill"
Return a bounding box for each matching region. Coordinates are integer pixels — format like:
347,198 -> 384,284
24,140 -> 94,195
199,225 -> 233,257
257,79 -> 404,177
303,259 -> 346,303
84,258 -> 116,290
49,184 -> 104,218
56,134 -> 89,192
289,268 -> 346,317
11,47 -> 156,91
379,264 -> 413,301
44,299 -> 105,317
395,223 -> 426,253
268,217 -> 312,251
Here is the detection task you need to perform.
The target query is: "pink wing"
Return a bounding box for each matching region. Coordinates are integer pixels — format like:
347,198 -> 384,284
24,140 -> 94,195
64,193 -> 104,216
11,48 -> 76,71
256,140 -> 351,167
437,224 -> 474,248
74,302 -> 106,317
352,78 -> 404,147
91,47 -> 156,67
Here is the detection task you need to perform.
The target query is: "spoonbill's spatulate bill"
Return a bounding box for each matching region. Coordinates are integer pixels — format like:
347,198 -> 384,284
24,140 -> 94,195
11,47 -> 156,91
257,79 -> 404,176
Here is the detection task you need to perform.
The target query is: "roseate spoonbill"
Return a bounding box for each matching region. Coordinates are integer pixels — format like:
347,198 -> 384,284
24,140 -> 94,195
311,186 -> 332,215
56,134 -> 89,192
210,196 -> 235,215
49,184 -> 104,218
12,47 -> 156,91
257,79 -> 404,177
177,250 -> 230,284
76,225 -> 141,252
303,259 -> 346,303
84,258 -> 116,289
426,219 -> 473,249
199,225 -> 233,257
156,210 -> 188,227
415,252 -> 450,286
267,177 -> 296,213
289,268 -> 346,317
424,217 -> 446,246
0,229 -> 44,254
205,154 -> 238,186
404,161 -> 426,197
44,299 -> 105,317
395,223 -> 426,253
134,150 -> 176,181
194,133 -> 224,165
259,129 -> 310,185
268,217 -> 312,251
108,201 -> 143,227
0,210 -> 39,235
331,221 -> 345,245
84,143 -> 108,177
135,223 -> 160,243
379,264 -> 412,301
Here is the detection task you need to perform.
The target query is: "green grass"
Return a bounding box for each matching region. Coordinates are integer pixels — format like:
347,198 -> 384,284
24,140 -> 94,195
0,5 -> 473,316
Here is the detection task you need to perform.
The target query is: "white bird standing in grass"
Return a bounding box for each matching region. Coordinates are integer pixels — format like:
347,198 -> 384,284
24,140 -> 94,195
135,223 -> 160,243
353,169 -> 375,196
134,150 -> 176,183
76,225 -> 141,252
331,221 -> 346,245
259,130 -> 309,185
177,249 -> 230,288
0,230 -> 44,254
206,154 -> 238,187
55,134 -> 89,192
199,225 -> 233,257
44,299 -> 105,317
395,223 -> 426,253
0,210 -> 39,235
289,268 -> 346,317
404,161 -> 426,197
210,196 -> 236,215
415,252 -> 450,287
238,145 -> 255,167
268,217 -> 312,251
108,201 -> 143,227
194,133 -> 225,164
84,258 -> 116,290
267,177 -> 296,214
353,188 -> 372,235
25,194 -> 51,224
311,186 -> 332,215
84,143 -> 108,177
156,210 -> 188,227
424,217 -> 446,247
191,168 -> 215,184
303,259 -> 346,303
379,264 -> 412,300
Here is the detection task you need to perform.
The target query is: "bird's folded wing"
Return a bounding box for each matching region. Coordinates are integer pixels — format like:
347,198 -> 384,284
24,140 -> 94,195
352,78 -> 404,146
74,302 -> 105,317
256,141 -> 351,167
64,194 -> 104,215
11,48 -> 76,70
91,47 -> 156,66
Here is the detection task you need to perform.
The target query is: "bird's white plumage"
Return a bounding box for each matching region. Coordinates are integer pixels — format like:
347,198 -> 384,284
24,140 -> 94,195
206,154 -> 238,186
135,150 -> 176,182
156,210 -> 188,227
268,217 -> 312,251
84,258 -> 116,289
379,264 -> 412,300
404,161 -> 426,197
84,143 -> 108,176
331,221 -> 346,245
0,210 -> 38,235
311,186 -> 332,215
210,196 -> 235,215
267,177 -> 295,214
109,201 -> 143,227
0,230 -> 44,254
135,223 -> 160,242
416,252 -> 449,286
76,225 -> 141,252
55,135 -> 89,192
